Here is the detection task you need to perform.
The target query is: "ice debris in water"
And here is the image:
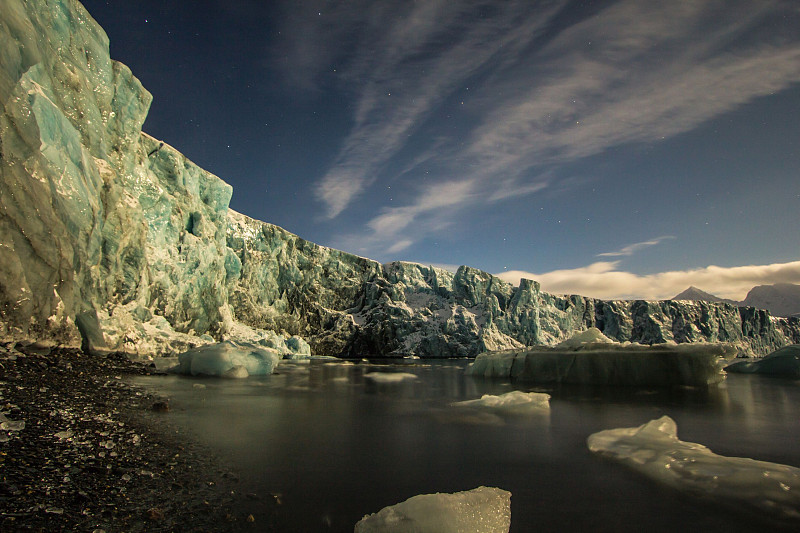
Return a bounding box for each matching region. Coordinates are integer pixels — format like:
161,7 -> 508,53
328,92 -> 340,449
168,341 -> 281,378
363,372 -> 418,383
468,328 -> 733,386
725,344 -> 800,378
354,486 -> 511,533
588,416 -> 800,522
451,390 -> 550,413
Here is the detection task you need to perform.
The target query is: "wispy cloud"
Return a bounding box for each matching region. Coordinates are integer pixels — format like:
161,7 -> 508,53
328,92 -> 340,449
283,0 -> 568,218
280,0 -> 800,255
598,236 -> 675,258
496,260 -> 800,301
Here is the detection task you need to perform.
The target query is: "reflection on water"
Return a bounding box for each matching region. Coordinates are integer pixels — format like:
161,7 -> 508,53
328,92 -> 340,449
132,360 -> 800,532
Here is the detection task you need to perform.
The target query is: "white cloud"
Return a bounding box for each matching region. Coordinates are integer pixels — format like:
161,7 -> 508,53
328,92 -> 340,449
598,236 -> 675,257
496,260 -> 800,301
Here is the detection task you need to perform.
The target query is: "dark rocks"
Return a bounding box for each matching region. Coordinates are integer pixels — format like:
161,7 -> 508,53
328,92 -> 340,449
0,343 -> 272,532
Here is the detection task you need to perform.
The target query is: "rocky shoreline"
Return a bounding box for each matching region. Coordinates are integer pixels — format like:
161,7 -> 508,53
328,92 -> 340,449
0,343 -> 277,532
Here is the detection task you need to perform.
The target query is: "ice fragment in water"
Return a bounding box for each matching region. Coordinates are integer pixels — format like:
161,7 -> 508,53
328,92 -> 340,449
354,486 -> 511,533
363,372 -> 418,383
587,416 -> 800,522
451,390 -> 550,413
168,341 -> 281,378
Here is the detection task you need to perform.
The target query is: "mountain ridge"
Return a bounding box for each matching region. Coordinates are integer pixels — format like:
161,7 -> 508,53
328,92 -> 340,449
672,284 -> 800,318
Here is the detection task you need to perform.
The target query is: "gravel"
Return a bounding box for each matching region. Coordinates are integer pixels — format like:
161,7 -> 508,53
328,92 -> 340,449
0,342 -> 278,532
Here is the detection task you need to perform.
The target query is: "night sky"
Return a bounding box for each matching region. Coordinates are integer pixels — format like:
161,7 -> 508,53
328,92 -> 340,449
80,0 -> 800,300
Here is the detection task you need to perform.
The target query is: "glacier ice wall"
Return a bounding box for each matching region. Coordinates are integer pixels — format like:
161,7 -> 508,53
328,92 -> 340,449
1,0 -> 798,357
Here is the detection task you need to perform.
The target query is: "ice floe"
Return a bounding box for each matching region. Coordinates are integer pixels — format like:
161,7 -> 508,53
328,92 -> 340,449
588,416 -> 800,522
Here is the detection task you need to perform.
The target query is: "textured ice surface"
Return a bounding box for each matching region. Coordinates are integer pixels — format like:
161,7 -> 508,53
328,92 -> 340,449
468,331 -> 733,386
725,344 -> 800,378
354,486 -> 511,533
451,390 -> 550,413
168,341 -> 281,378
588,416 -> 800,522
363,372 -> 418,383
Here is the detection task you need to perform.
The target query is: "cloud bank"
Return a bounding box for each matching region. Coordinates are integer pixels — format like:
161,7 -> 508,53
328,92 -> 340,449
496,260 -> 800,301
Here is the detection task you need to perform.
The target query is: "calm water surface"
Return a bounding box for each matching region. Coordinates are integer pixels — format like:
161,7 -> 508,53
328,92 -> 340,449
133,359 -> 800,532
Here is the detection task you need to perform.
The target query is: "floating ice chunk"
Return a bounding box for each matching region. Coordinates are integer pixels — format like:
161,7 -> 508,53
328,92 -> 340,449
724,344 -> 800,378
168,341 -> 281,378
364,372 -> 418,383
451,390 -> 550,413
354,486 -> 511,533
468,343 -> 733,386
588,416 -> 800,522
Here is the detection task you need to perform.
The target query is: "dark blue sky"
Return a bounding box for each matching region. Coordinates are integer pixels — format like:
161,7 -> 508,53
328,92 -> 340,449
80,0 -> 800,299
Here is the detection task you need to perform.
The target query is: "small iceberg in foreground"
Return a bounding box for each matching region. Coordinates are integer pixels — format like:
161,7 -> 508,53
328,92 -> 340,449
168,341 -> 282,378
724,344 -> 800,378
588,416 -> 800,523
451,390 -> 550,413
467,328 -> 733,386
354,486 -> 511,533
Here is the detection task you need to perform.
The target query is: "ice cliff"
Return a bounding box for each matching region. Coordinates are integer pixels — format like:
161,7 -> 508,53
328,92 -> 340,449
1,0 -> 799,358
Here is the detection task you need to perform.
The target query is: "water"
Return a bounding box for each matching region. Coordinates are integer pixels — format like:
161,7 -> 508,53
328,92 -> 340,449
133,360 -> 800,532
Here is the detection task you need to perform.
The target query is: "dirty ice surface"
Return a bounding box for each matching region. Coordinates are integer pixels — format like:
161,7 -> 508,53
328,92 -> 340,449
588,416 -> 800,523
354,486 -> 511,533
167,341 -> 282,378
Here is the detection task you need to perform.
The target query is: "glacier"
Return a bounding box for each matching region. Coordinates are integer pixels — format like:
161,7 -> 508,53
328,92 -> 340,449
588,416 -> 800,523
1,0 -> 799,360
354,486 -> 511,533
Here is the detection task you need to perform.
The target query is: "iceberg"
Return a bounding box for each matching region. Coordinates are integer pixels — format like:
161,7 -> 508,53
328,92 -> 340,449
168,341 -> 281,378
588,416 -> 800,522
724,344 -> 800,378
354,486 -> 511,533
467,329 -> 733,386
451,390 -> 550,413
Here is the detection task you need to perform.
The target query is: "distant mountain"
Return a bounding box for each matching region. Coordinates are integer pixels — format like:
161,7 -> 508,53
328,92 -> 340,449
672,284 -> 800,318
742,284 -> 800,318
672,286 -> 734,304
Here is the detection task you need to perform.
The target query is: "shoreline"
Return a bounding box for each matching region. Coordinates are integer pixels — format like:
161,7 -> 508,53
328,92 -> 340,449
0,343 -> 276,532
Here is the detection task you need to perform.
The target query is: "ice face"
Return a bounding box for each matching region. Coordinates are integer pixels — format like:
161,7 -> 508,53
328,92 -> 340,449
588,416 -> 800,523
168,341 -> 281,378
354,486 -> 511,533
724,344 -> 800,378
467,341 -> 732,386
451,390 -> 550,413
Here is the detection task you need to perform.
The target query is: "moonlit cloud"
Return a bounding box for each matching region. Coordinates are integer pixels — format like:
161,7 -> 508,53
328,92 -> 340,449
598,236 -> 675,258
496,260 -> 800,301
280,0 -> 800,256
